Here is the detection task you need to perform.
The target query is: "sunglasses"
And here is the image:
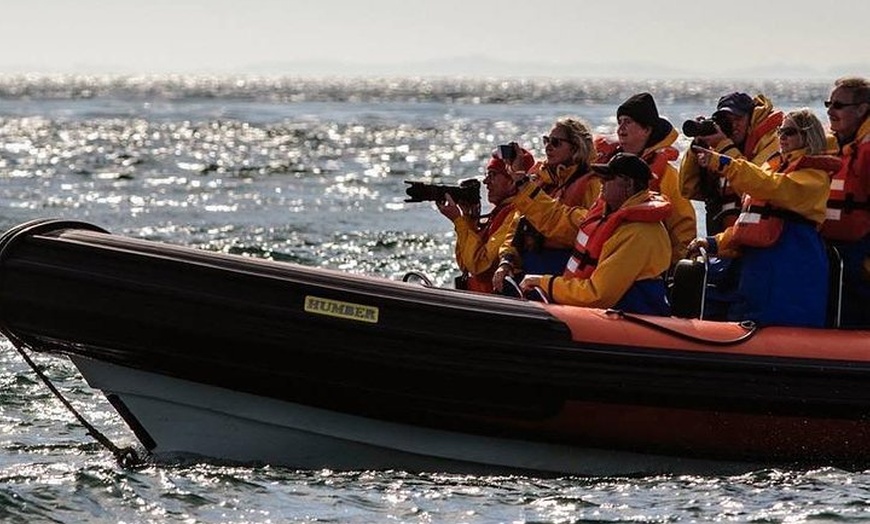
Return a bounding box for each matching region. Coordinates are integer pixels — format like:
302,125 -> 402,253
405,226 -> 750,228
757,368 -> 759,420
542,135 -> 572,148
777,127 -> 800,137
824,100 -> 863,110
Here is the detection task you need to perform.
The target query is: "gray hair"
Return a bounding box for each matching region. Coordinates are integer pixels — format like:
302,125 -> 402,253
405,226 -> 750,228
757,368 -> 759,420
834,76 -> 870,104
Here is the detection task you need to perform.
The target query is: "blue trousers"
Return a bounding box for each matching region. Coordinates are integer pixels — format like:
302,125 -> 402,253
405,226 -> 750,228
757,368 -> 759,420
731,222 -> 828,328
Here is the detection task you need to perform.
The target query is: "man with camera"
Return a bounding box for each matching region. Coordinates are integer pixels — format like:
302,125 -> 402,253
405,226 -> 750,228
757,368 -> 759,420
679,92 -> 784,236
677,92 -> 784,320
435,145 -> 534,293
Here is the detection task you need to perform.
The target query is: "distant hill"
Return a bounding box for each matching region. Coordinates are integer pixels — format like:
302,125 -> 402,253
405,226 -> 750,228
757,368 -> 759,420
239,56 -> 867,80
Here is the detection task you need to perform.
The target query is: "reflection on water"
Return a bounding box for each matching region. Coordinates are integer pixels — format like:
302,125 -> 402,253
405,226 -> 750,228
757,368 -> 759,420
0,75 -> 857,523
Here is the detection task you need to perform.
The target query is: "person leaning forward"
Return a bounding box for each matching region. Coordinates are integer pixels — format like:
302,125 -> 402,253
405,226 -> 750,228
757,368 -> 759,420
519,153 -> 672,315
680,92 -> 784,235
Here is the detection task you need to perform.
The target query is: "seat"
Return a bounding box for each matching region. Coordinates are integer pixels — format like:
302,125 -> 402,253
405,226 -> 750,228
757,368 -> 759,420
669,256 -> 707,319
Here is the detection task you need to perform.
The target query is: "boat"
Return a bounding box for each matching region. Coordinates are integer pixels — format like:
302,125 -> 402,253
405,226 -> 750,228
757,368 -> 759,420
1,218 -> 869,476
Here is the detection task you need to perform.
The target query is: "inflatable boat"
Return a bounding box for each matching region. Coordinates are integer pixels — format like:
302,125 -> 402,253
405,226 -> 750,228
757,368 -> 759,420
0,218 -> 868,476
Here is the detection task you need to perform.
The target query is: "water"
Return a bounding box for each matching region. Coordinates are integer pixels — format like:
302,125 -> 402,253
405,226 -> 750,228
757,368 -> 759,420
1,74 -> 864,523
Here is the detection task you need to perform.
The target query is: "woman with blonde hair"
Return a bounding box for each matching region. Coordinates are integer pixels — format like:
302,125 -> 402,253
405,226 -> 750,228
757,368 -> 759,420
689,108 -> 842,327
493,117 -> 601,292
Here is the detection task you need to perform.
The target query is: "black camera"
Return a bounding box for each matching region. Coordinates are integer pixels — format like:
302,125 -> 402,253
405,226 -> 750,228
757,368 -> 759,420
498,144 -> 517,162
682,115 -> 733,138
682,118 -> 718,138
404,178 -> 481,206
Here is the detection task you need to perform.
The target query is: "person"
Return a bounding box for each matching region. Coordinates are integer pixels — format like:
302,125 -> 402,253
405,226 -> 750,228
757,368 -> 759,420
688,109 -> 840,328
595,92 -> 697,266
821,76 -> 870,328
518,153 -> 672,315
436,146 -> 535,293
680,92 -> 784,235
492,117 -> 601,293
679,92 -> 784,318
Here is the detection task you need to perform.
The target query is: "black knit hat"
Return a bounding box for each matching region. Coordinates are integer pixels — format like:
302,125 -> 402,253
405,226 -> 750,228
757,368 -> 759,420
617,92 -> 661,128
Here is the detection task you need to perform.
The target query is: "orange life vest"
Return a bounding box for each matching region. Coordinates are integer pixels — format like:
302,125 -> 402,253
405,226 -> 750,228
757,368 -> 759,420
551,167 -> 596,208
731,155 -> 841,248
643,146 -> 679,193
821,135 -> 870,242
465,203 -> 516,293
564,194 -> 671,278
744,110 -> 784,164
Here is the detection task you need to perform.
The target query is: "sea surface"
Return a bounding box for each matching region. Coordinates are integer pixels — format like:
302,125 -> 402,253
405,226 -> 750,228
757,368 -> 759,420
0,74 -> 864,523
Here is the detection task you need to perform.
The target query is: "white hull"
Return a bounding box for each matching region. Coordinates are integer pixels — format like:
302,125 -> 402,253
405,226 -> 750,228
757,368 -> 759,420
72,356 -> 754,476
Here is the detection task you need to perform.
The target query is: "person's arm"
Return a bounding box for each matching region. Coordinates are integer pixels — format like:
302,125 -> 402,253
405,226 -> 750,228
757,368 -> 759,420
510,180 -> 589,247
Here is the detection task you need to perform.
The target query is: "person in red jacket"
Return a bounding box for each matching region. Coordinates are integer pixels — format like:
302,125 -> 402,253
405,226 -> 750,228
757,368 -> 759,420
437,146 -> 534,293
822,76 -> 870,328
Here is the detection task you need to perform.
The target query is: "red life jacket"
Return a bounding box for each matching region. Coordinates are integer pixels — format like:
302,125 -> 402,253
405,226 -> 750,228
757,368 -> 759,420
465,203 -> 516,293
564,194 -> 671,278
731,155 -> 842,248
821,134 -> 870,242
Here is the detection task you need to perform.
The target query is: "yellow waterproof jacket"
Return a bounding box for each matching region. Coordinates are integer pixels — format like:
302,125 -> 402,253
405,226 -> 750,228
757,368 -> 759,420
680,93 -> 783,201
642,128 -> 697,264
452,198 -> 521,276
538,191 -> 671,308
708,148 -> 831,254
498,163 -> 601,269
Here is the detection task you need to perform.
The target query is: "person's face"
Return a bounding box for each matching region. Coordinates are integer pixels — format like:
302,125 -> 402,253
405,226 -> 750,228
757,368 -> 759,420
827,86 -> 869,138
543,125 -> 575,166
776,117 -> 805,154
483,168 -> 514,205
617,116 -> 652,155
602,174 -> 634,210
720,112 -> 750,145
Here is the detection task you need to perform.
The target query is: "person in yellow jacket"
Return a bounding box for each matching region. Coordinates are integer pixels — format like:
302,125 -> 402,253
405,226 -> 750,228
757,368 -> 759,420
679,92 -> 784,319
437,146 -> 534,293
492,118 -> 601,293
518,153 -> 672,315
680,92 -> 784,235
688,109 -> 838,328
595,92 -> 697,266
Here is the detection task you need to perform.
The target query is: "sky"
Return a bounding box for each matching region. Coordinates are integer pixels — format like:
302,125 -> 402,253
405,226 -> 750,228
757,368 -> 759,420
0,0 -> 867,78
